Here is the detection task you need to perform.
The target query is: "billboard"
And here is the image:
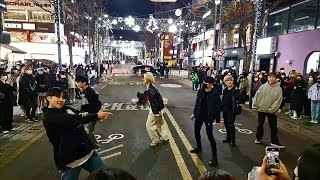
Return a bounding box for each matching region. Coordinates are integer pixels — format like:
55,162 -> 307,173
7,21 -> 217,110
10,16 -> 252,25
5,0 -> 54,12
161,32 -> 173,59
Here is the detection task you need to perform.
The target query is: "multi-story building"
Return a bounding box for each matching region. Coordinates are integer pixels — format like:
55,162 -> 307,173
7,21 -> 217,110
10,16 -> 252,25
256,0 -> 320,76
1,0 -> 87,65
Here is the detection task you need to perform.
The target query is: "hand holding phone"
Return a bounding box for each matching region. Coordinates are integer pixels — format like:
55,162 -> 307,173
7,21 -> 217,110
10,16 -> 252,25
266,146 -> 280,175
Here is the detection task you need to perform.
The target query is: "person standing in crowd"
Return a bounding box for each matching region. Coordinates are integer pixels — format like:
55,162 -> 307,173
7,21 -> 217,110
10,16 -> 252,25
285,72 -> 297,116
237,72 -> 249,102
305,76 -> 315,119
68,71 -> 76,104
19,66 -> 38,122
35,68 -> 48,114
190,77 -> 222,167
42,87 -> 112,180
253,75 -> 262,97
0,69 -> 16,134
277,73 -> 287,113
291,75 -> 306,120
76,76 -> 102,150
253,72 -> 285,148
164,63 -> 169,78
191,69 -> 199,92
222,75 -> 243,146
88,66 -> 96,87
308,75 -> 320,124
143,73 -> 169,147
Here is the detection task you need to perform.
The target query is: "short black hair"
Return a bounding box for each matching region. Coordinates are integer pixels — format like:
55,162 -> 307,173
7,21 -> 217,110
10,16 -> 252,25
87,168 -> 136,180
0,68 -> 6,76
298,144 -> 320,180
46,87 -> 67,99
204,77 -> 215,84
75,76 -> 89,84
198,169 -> 236,180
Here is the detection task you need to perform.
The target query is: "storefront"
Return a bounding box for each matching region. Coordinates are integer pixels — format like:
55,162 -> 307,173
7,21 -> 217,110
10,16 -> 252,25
218,47 -> 245,75
275,29 -> 320,76
256,37 -> 277,73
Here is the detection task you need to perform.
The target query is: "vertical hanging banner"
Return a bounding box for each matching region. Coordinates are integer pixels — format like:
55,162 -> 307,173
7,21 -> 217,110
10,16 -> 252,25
161,32 -> 173,60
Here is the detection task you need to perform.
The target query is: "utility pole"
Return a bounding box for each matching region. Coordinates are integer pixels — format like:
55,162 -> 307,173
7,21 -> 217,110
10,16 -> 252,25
94,20 -> 99,83
54,0 -> 62,65
249,0 -> 265,108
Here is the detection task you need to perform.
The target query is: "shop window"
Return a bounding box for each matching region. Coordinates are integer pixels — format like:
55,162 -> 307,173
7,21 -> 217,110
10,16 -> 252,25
267,8 -> 289,37
29,11 -> 54,22
4,11 -> 27,21
306,51 -> 320,73
288,0 -> 318,33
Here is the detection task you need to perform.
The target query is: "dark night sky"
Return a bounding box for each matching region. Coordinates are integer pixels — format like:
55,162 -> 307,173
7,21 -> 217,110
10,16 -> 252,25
106,0 -> 192,41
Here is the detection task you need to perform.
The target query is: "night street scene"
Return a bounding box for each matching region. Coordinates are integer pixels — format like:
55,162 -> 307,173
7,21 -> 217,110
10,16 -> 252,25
1,0 -> 320,180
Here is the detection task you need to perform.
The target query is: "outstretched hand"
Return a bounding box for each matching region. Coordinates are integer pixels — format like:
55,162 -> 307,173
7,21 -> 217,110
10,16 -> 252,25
98,111 -> 113,122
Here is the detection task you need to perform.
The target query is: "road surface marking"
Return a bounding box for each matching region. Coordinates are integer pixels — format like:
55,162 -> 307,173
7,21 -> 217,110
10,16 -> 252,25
95,134 -> 125,144
164,107 -> 207,174
163,118 -> 193,180
0,129 -> 46,167
102,151 -> 122,160
160,84 -> 182,88
103,103 -> 149,111
98,144 -> 124,155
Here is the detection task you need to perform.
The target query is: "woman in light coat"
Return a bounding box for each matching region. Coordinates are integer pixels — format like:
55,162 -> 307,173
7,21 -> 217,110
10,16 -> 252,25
68,71 -> 76,103
308,75 -> 320,124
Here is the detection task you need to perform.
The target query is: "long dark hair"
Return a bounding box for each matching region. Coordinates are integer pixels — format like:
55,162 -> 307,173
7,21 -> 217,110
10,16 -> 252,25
198,169 -> 236,180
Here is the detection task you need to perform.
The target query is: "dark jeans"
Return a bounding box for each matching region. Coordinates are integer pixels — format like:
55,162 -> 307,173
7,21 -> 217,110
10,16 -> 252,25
0,106 -> 13,131
304,97 -> 311,117
223,112 -> 236,141
26,98 -> 37,119
256,112 -> 280,144
87,121 -> 99,148
61,151 -> 105,180
192,84 -> 199,91
194,119 -> 217,158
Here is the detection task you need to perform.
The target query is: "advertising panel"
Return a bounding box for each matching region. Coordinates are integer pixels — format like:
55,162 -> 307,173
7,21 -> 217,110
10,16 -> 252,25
161,32 -> 173,59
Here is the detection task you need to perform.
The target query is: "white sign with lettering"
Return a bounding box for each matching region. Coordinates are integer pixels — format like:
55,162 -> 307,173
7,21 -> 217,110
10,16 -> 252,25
5,23 -> 22,29
103,103 -> 149,111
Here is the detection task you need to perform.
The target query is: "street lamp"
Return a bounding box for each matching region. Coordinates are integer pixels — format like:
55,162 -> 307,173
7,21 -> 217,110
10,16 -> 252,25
175,9 -> 182,17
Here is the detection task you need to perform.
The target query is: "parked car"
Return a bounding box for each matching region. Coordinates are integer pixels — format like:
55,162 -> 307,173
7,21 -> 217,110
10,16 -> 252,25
131,65 -> 159,77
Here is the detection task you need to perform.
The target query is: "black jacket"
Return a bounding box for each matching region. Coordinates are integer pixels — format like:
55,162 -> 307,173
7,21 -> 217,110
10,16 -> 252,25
144,84 -> 164,115
0,81 -> 16,108
35,74 -> 48,93
18,74 -> 37,105
42,106 -> 98,170
222,86 -> 243,114
194,87 -> 221,123
81,86 -> 102,113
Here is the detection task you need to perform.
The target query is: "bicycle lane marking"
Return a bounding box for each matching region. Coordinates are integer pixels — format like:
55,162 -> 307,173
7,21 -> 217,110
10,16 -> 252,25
164,107 -> 207,175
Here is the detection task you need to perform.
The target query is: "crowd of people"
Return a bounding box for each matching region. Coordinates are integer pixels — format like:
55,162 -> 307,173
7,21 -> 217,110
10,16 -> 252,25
0,60 -> 108,134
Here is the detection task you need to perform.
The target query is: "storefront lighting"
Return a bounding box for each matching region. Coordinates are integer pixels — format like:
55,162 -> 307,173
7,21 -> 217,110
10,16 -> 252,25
273,22 -> 280,26
169,25 -> 177,33
98,17 -> 102,21
168,18 -> 174,24
112,19 -> 118,25
104,14 -> 109,18
215,0 -> 221,4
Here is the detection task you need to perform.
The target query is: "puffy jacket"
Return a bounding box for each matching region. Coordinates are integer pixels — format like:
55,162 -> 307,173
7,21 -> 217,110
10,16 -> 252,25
194,86 -> 221,123
144,84 -> 164,115
308,83 -> 320,101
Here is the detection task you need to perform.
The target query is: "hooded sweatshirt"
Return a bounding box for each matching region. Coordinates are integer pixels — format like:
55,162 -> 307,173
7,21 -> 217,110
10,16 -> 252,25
253,82 -> 283,114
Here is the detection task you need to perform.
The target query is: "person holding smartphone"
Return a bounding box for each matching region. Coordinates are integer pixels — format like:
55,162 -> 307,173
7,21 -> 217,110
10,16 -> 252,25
43,87 -> 112,180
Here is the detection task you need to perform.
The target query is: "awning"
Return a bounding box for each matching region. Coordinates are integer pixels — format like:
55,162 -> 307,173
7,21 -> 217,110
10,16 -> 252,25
0,0 -> 7,12
1,44 -> 27,54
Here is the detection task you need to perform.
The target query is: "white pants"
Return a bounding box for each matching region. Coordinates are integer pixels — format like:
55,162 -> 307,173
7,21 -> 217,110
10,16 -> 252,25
146,114 -> 168,142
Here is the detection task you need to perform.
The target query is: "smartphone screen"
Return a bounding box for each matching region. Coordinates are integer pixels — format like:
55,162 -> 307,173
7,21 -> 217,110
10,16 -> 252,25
266,146 -> 280,175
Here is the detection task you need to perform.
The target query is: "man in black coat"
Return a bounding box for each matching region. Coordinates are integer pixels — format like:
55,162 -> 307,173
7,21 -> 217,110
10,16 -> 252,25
190,77 -> 223,167
43,87 -> 112,179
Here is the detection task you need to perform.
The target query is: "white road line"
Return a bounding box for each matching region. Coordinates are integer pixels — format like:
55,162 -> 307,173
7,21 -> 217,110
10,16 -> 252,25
164,107 -> 207,174
101,151 -> 122,160
98,144 -> 124,155
14,124 -> 25,131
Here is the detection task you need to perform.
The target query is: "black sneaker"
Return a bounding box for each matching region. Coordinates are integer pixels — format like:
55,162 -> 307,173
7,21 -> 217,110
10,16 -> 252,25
25,119 -> 34,123
209,158 -> 219,167
230,140 -> 236,147
190,147 -> 202,154
33,118 -> 39,122
271,143 -> 285,149
222,139 -> 231,143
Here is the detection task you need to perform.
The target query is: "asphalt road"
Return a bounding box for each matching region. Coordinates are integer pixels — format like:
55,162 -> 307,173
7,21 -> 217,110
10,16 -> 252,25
0,75 -> 318,180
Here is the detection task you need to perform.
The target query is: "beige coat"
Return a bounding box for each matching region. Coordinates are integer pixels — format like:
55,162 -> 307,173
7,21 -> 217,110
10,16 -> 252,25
253,82 -> 283,114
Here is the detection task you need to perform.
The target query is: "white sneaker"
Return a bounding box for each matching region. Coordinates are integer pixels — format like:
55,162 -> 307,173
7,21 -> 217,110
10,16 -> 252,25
11,128 -> 16,131
150,141 -> 160,147
285,111 -> 291,115
291,116 -> 297,120
160,137 -> 169,142
255,139 -> 261,144
2,130 -> 9,134
313,121 -> 319,124
278,109 -> 282,113
271,143 -> 286,149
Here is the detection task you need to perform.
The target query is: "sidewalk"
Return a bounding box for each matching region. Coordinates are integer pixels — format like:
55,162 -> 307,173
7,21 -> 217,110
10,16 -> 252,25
175,78 -> 320,143
0,82 -> 109,166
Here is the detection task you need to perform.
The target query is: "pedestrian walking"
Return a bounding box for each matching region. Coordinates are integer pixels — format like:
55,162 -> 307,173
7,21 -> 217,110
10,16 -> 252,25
19,66 -> 38,122
190,77 -> 222,167
253,72 -> 285,148
190,70 -> 199,92
143,73 -> 169,147
42,87 -> 112,180
76,76 -> 102,150
308,75 -> 320,124
222,75 -> 243,146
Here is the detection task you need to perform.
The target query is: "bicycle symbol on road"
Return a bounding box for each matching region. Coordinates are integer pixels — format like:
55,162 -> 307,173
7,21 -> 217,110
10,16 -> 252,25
214,121 -> 253,135
95,134 -> 125,144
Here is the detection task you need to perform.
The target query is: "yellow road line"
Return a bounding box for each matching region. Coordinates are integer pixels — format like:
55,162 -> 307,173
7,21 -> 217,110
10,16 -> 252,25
0,129 -> 46,167
163,118 -> 193,180
164,108 -> 207,174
